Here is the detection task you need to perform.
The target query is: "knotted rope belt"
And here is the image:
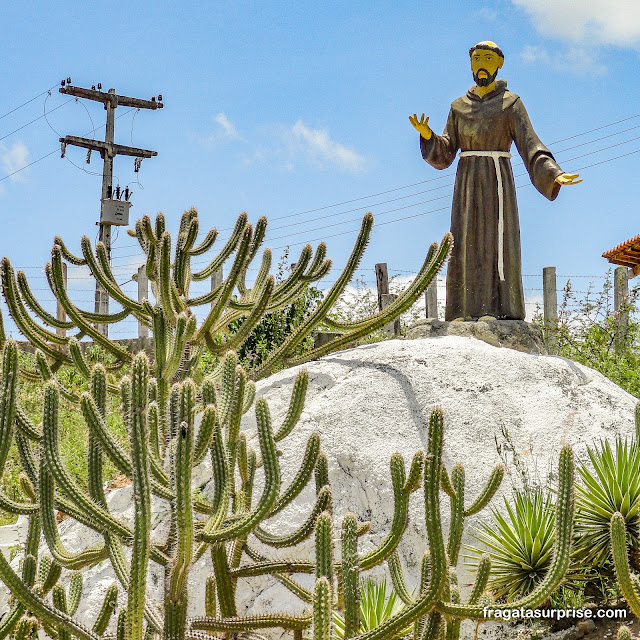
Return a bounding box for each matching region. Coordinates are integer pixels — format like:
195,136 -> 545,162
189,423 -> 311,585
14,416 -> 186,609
458,150 -> 512,282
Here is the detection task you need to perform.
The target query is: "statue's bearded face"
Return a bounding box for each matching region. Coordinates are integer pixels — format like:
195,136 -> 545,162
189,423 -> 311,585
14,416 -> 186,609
470,49 -> 503,87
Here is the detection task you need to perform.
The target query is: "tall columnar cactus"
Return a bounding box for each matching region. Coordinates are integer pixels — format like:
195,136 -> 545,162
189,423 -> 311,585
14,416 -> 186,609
309,409 -> 575,640
0,209 -> 454,640
0,208 -> 576,640
0,332 -> 577,640
611,511 -> 640,618
1,208 -> 452,385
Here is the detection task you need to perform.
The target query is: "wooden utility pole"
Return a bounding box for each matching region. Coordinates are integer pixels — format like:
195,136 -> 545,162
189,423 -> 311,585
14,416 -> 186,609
59,84 -> 162,335
425,279 -> 438,319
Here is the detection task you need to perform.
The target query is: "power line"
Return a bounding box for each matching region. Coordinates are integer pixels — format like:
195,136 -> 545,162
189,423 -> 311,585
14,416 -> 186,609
0,99 -> 73,143
0,84 -> 60,122
262,147 -> 640,252
255,124 -> 640,236
262,132 -> 640,240
155,134 -> 638,259
106,113 -> 640,255
550,113 -> 640,145
0,107 -> 137,184
187,113 -> 640,232
0,148 -> 59,184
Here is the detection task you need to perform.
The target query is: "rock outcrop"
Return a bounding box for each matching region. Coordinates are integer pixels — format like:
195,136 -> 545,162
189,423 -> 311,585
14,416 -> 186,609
406,318 -> 547,354
0,336 -> 636,638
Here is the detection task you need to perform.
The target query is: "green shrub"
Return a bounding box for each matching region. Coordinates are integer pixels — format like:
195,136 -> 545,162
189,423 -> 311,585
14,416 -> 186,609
467,489 -> 586,602
536,273 -> 640,398
574,438 -> 640,568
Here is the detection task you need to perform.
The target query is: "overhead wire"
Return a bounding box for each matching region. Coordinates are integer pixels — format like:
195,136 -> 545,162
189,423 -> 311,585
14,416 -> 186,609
0,99 -> 73,143
0,83 -> 60,121
103,113 -> 640,256
264,147 -> 640,252
0,104 -> 137,184
262,132 -> 640,239
107,127 -> 640,265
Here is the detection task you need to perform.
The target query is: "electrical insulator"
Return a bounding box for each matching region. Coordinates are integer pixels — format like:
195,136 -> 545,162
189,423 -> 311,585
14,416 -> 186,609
97,83 -> 102,90
158,94 -> 163,101
134,157 -> 142,173
60,141 -> 67,158
91,85 -> 96,91
151,96 -> 156,102
124,187 -> 130,201
67,77 -> 71,84
86,149 -> 92,164
115,185 -> 121,199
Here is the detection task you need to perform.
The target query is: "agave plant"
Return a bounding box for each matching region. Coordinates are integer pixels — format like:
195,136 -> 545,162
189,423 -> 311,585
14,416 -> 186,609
331,578 -> 411,640
574,438 -> 640,568
466,490 -> 556,601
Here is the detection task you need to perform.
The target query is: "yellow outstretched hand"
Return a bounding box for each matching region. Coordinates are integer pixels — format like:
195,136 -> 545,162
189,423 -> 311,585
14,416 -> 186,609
409,113 -> 432,140
555,173 -> 582,186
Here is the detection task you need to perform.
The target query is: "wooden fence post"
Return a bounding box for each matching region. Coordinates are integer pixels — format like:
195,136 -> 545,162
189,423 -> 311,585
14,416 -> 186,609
56,263 -> 67,338
375,263 -> 400,337
381,293 -> 400,337
542,266 -> 558,355
425,278 -> 438,319
137,266 -> 149,341
614,265 -> 629,352
211,267 -> 223,307
374,263 -> 388,312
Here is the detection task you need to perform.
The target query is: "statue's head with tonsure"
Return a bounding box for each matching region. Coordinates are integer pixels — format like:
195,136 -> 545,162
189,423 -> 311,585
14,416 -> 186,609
469,41 -> 504,87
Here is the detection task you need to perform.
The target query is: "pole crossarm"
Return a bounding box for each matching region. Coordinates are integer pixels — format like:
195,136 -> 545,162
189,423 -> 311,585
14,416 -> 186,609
59,85 -> 163,110
59,136 -> 157,159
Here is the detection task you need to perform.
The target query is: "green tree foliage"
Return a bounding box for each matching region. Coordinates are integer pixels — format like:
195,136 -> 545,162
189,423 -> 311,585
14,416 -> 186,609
537,273 -> 640,397
223,248 -> 323,371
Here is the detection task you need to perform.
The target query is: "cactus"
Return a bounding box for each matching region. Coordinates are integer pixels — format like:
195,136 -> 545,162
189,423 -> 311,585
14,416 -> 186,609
0,208 -> 452,640
314,413 -> 573,640
341,513 -> 360,639
0,207 -> 578,640
611,511 -> 640,617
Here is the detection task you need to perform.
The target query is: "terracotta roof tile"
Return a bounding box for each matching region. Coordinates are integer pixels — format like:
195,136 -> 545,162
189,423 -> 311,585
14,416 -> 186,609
602,234 -> 640,268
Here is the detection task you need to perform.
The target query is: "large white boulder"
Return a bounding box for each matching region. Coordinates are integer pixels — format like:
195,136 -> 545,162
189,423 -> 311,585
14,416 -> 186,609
0,336 -> 636,639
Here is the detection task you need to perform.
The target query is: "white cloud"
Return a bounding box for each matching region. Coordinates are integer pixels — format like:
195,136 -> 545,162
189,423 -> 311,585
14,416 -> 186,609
0,142 -> 29,183
286,120 -> 366,173
214,112 -> 241,140
512,0 -> 640,47
520,44 -> 551,65
478,7 -> 497,21
524,293 -> 543,322
520,44 -> 607,75
218,118 -> 367,174
195,111 -> 243,148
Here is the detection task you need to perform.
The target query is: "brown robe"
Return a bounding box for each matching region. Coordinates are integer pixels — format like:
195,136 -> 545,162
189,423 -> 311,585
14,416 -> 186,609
420,79 -> 564,320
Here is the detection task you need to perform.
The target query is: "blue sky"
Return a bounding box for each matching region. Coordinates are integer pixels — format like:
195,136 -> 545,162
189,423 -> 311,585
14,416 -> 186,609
1,1 -> 639,334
